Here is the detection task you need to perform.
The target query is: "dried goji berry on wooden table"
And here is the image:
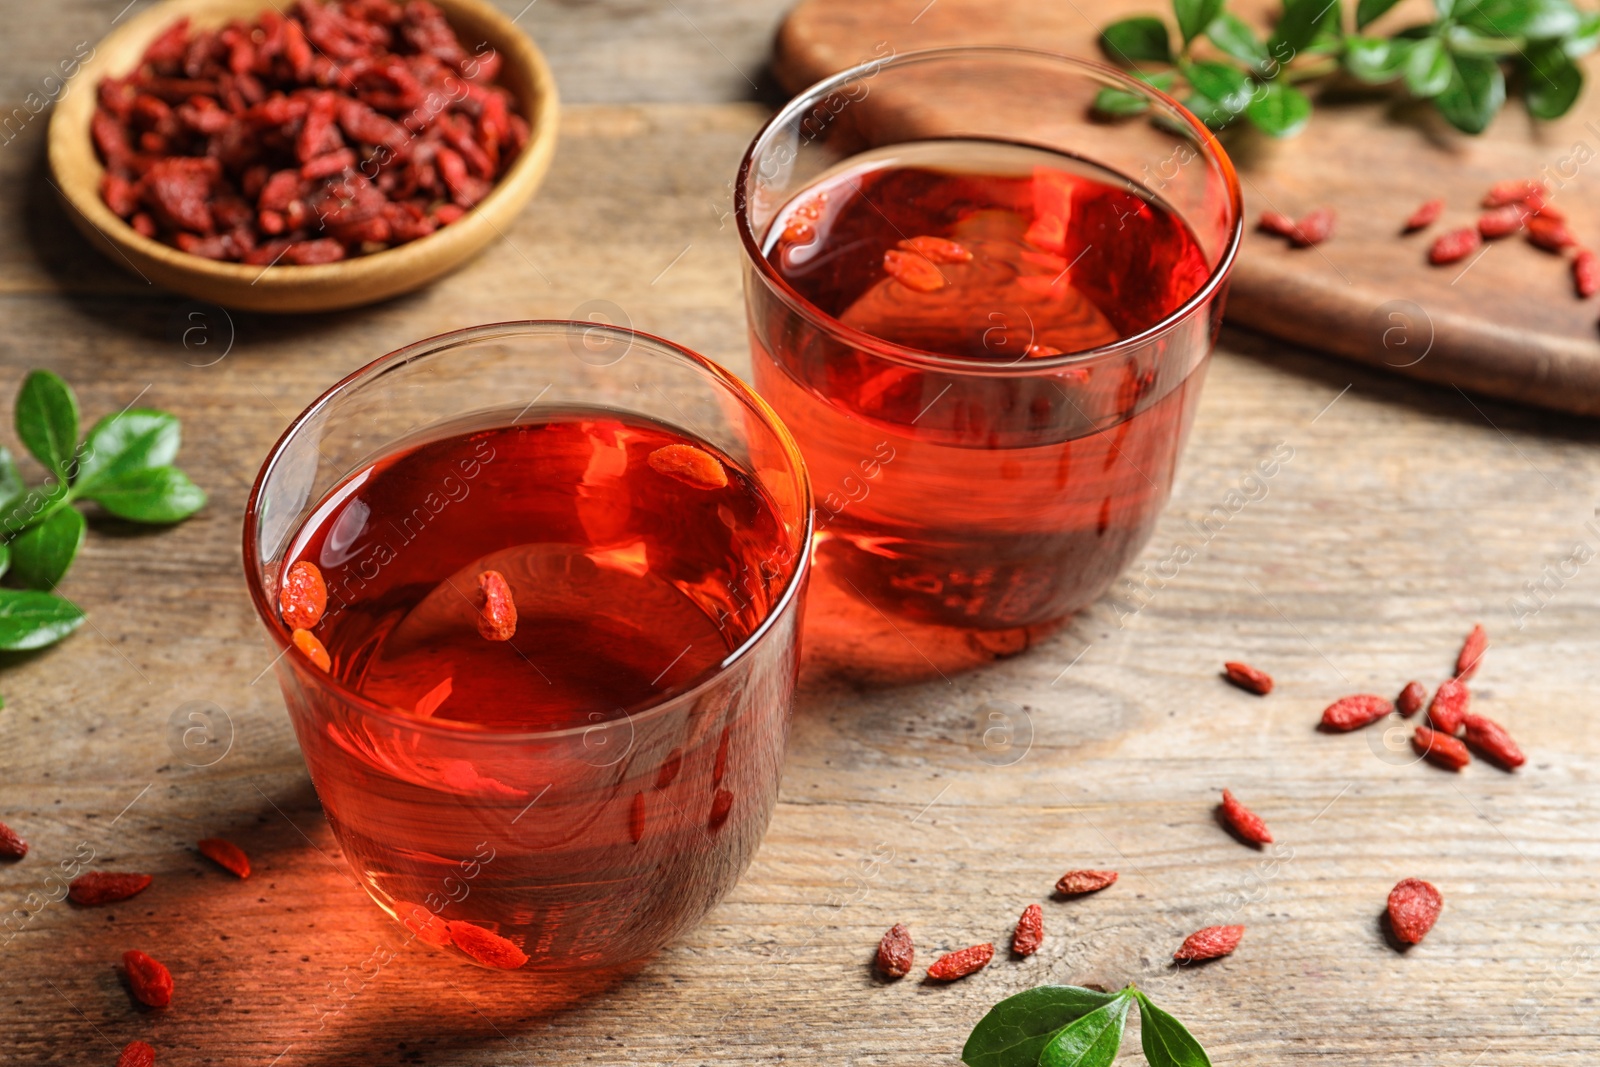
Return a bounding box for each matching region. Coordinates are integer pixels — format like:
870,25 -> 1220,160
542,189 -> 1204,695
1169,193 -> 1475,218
1219,789 -> 1273,845
117,1040 -> 156,1067
1257,211 -> 1297,237
122,949 -> 173,1008
1222,661 -> 1273,695
1174,925 -> 1243,961
197,837 -> 250,879
0,820 -> 26,859
1011,904 -> 1044,957
1320,694 -> 1392,731
69,871 -> 153,906
1290,208 -> 1336,247
1413,725 -> 1471,770
1055,869 -> 1118,895
926,942 -> 994,980
1396,681 -> 1427,718
1574,251 -> 1600,298
1404,199 -> 1444,231
1427,679 -> 1470,734
1462,714 -> 1526,770
1429,227 -> 1482,264
876,923 -> 914,978
1386,878 -> 1442,944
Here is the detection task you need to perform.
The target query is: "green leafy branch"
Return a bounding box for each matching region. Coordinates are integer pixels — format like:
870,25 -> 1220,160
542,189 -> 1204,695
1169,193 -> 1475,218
0,371 -> 206,697
1097,0 -> 1600,136
963,984 -> 1211,1067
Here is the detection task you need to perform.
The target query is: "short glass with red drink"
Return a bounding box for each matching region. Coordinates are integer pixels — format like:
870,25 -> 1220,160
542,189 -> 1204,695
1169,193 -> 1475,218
738,47 -> 1242,636
243,321 -> 811,972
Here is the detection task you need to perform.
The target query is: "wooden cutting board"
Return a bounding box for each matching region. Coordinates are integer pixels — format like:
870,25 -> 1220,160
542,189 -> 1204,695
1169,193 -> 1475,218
772,0 -> 1600,416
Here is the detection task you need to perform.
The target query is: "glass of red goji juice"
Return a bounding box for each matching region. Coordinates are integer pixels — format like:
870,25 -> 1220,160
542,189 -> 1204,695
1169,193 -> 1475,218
738,47 -> 1241,642
243,322 -> 811,973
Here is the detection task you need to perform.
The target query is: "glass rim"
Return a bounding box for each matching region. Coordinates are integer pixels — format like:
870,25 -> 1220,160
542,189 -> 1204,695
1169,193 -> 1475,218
735,44 -> 1244,378
241,319 -> 815,744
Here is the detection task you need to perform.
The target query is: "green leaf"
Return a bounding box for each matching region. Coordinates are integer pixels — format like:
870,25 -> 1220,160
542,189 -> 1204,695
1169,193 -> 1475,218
0,448 -> 25,516
1435,50 -> 1507,131
1404,35 -> 1454,96
0,589 -> 86,650
1207,12 -> 1272,69
0,543 -> 12,582
74,410 -> 182,494
15,371 -> 79,479
1273,0 -> 1338,53
962,986 -> 1122,1067
1524,39 -> 1584,117
1564,11 -> 1600,57
1356,0 -> 1404,28
0,481 -> 71,537
9,507 -> 85,590
1246,80 -> 1313,135
1185,59 -> 1253,115
1101,16 -> 1174,63
1038,992 -> 1133,1067
1174,0 -> 1224,44
81,466 -> 206,524
1457,0 -> 1580,38
1136,992 -> 1213,1067
1094,87 -> 1153,115
1345,35 -> 1415,80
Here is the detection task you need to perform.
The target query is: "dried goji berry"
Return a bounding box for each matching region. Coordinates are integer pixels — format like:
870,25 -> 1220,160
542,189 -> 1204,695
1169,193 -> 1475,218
882,248 -> 947,292
1527,216 -> 1577,253
122,949 -> 173,1008
1574,250 -> 1600,298
876,922 -> 914,978
926,942 -> 994,980
1412,725 -> 1470,771
1290,207 -> 1335,247
1257,211 -> 1297,237
1482,179 -> 1545,207
1525,190 -> 1564,220
293,628 -> 331,672
1174,925 -> 1243,961
476,569 -> 517,642
1386,878 -> 1442,944
648,444 -> 728,490
68,871 -> 153,906
1222,661 -> 1273,695
1462,713 -> 1526,770
1477,204 -> 1528,239
1054,869 -> 1117,895
279,560 -> 327,629
1404,198 -> 1444,231
197,837 -> 250,879
447,920 -> 528,969
1426,679 -> 1470,734
1219,789 -> 1273,845
1455,623 -> 1487,680
898,235 -> 972,264
1320,694 -> 1392,732
395,900 -> 451,946
1011,903 -> 1044,957
1429,227 -> 1482,265
1396,680 -> 1427,718
117,1040 -> 156,1067
0,820 -> 26,860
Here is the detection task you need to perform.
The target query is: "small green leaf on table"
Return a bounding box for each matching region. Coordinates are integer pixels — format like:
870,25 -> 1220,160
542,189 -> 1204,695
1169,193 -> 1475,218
1273,0 -> 1340,54
1404,35 -> 1455,97
80,466 -> 207,524
962,985 -> 1121,1067
1344,35 -> 1414,81
14,371 -> 79,480
1523,39 -> 1583,119
1435,50 -> 1507,131
9,508 -> 85,590
1174,0 -> 1225,44
73,410 -> 183,494
1207,12 -> 1272,70
1101,16 -> 1174,63
1135,991 -> 1214,1067
1038,992 -> 1134,1067
1457,0 -> 1581,40
0,589 -> 86,650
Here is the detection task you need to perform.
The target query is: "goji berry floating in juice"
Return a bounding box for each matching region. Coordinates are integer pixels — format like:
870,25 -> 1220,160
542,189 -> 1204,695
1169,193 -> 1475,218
276,409 -> 797,970
751,143 -> 1215,630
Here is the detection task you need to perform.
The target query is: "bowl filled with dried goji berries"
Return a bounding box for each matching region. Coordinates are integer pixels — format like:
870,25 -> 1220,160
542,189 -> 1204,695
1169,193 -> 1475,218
47,0 -> 558,312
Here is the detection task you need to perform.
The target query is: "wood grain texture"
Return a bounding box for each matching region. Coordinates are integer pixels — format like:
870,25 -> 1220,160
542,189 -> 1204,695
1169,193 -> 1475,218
773,0 -> 1600,415
1,4 -> 1599,1066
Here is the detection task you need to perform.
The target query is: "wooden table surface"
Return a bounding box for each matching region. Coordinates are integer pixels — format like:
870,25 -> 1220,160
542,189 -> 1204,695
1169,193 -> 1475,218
4,2 -> 1600,1065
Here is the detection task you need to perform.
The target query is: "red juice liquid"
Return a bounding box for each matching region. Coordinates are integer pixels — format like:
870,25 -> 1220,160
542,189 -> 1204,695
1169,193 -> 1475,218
276,408 -> 801,971
747,139 -> 1216,631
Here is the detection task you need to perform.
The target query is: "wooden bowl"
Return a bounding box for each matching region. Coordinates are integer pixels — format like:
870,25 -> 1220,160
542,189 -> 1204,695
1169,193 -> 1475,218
47,0 -> 558,313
